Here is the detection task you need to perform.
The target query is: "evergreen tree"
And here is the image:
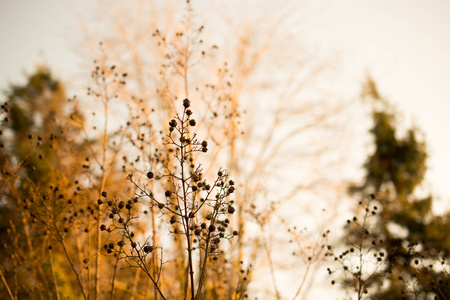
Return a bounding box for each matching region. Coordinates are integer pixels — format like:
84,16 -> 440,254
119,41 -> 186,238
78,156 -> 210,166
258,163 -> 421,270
340,78 -> 450,299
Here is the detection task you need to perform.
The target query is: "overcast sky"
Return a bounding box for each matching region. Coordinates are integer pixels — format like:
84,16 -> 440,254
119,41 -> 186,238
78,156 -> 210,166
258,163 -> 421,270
317,0 -> 450,206
1,0 -> 450,204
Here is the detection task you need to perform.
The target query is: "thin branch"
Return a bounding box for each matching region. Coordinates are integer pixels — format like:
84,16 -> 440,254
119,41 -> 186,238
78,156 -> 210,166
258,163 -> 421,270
0,268 -> 15,300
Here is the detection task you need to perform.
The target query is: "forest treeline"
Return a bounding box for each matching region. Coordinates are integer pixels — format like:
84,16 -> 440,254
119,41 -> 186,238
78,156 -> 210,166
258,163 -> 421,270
1,1 -> 450,299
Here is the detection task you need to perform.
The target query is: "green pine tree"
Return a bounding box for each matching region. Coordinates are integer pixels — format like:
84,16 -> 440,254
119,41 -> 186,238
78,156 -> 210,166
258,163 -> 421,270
340,77 -> 450,299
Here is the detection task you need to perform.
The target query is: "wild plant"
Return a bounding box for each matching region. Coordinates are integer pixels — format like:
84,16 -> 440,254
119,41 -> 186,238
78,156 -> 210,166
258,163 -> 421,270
326,195 -> 389,299
99,99 -> 238,299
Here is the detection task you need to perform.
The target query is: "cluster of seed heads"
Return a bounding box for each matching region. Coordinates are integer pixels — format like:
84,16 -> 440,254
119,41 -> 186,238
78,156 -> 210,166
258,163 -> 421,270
325,194 -> 387,295
100,99 -> 237,264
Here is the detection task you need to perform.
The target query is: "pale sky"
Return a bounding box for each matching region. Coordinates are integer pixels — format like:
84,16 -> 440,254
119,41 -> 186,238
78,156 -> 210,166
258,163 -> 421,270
317,0 -> 450,207
1,0 -> 449,203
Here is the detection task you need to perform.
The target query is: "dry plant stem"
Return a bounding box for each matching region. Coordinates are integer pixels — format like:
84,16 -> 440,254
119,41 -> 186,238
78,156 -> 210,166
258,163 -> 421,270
0,269 -> 15,300
108,253 -> 120,300
198,248 -> 205,298
135,249 -> 166,300
357,209 -> 370,300
228,30 -> 267,289
168,146 -> 188,298
60,236 -> 88,300
117,220 -> 165,299
150,204 -> 158,300
262,229 -> 281,299
194,229 -> 213,299
96,90 -> 110,300
87,215 -> 92,300
127,180 -> 180,298
339,202 -> 382,300
179,140 -> 196,300
179,21 -> 198,300
357,238 -> 364,300
212,269 -> 218,298
229,95 -> 242,292
19,207 -> 51,298
75,230 -> 85,288
26,177 -> 88,300
292,227 -> 328,300
129,268 -> 140,300
145,274 -> 151,300
49,247 -> 61,300
14,201 -> 48,299
10,222 -> 18,299
292,263 -> 312,300
168,105 -> 194,299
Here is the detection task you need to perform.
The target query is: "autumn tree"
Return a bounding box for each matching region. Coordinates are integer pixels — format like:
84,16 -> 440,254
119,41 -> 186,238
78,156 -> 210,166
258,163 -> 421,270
78,1 -> 354,298
0,67 -> 93,299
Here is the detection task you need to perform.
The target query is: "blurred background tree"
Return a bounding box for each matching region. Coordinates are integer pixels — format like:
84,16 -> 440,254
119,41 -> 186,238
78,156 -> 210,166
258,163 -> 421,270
0,67 -> 90,299
340,78 -> 450,299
